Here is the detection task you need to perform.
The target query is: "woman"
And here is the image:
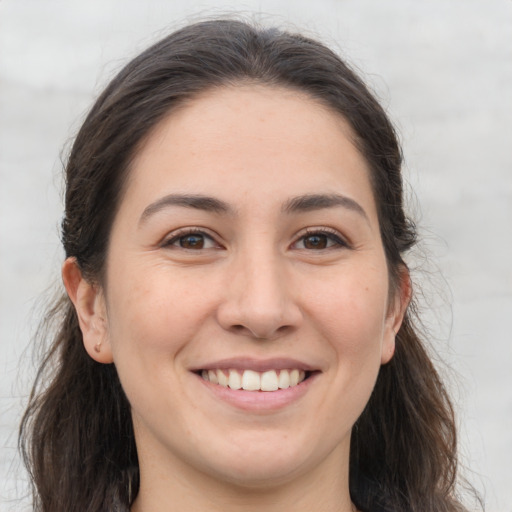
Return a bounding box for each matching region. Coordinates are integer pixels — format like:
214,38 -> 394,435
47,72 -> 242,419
20,19 -> 471,512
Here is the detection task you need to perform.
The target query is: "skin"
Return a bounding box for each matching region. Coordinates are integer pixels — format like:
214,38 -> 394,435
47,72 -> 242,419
63,85 -> 409,512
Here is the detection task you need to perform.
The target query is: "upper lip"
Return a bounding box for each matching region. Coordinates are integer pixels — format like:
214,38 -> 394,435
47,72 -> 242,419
190,357 -> 318,373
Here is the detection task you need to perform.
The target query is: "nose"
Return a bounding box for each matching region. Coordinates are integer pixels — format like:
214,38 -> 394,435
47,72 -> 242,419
216,249 -> 303,340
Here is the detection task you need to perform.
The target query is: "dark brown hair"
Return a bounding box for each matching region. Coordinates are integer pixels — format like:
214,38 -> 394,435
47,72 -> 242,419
20,19 -> 471,512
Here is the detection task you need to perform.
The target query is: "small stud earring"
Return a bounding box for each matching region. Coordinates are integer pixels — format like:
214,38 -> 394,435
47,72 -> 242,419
94,342 -> 101,353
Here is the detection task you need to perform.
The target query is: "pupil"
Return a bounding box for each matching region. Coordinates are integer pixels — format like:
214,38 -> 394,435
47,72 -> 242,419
181,235 -> 204,249
305,234 -> 327,249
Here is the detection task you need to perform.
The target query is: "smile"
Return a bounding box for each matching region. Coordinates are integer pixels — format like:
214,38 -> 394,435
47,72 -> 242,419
200,368 -> 307,391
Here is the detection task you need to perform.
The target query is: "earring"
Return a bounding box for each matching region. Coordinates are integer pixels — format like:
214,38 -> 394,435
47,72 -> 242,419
94,342 -> 101,353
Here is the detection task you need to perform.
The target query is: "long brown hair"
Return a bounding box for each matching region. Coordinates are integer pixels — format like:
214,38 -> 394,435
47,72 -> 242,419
20,19 -> 473,512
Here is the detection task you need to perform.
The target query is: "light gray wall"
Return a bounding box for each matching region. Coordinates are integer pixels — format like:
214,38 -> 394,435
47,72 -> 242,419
1,1 -> 511,510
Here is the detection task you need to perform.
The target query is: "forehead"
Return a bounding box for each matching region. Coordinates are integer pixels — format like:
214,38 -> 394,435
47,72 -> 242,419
122,84 -> 377,222
141,84 -> 360,160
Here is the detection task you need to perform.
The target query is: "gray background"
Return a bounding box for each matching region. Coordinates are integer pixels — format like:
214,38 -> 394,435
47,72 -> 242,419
1,1 -> 511,510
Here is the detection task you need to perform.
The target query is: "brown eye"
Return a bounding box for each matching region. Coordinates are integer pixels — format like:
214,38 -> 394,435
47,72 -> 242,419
293,230 -> 348,251
179,234 -> 205,249
163,229 -> 220,251
303,234 -> 328,249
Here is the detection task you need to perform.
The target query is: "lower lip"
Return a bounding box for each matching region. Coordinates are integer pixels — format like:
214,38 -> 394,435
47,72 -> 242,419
194,373 -> 318,412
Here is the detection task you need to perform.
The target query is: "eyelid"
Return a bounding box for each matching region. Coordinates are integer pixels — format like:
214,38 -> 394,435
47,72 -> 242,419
160,226 -> 350,251
291,227 -> 351,250
161,227 -> 223,249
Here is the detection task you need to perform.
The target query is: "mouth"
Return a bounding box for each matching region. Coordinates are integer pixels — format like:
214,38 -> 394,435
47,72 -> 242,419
190,359 -> 320,410
197,368 -> 314,392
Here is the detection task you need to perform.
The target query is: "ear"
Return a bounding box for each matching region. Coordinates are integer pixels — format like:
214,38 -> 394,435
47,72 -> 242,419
62,257 -> 113,364
381,266 -> 412,365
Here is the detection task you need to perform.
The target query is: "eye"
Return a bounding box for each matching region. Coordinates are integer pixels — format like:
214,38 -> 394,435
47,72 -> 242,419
163,229 -> 220,250
292,229 -> 348,250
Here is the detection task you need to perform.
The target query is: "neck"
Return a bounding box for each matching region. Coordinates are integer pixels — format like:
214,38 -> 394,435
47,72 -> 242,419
131,444 -> 355,512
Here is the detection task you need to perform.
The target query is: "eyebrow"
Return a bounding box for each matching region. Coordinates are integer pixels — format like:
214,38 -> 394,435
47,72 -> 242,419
139,192 -> 369,225
282,193 -> 369,220
139,194 -> 233,224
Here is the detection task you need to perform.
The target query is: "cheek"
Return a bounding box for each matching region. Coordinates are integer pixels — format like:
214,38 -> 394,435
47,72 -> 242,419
105,265 -> 215,359
306,265 -> 390,364
320,269 -> 388,328
103,269 -> 216,420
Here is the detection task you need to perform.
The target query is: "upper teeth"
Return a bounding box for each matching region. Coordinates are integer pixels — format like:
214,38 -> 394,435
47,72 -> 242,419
201,369 -> 306,391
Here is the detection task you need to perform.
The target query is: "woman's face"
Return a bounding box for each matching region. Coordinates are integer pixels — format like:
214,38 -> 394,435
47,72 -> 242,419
77,85 -> 407,489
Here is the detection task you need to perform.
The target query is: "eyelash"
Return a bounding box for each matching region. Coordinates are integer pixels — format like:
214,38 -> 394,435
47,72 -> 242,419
162,228 -> 221,250
292,227 -> 350,251
161,227 -> 350,251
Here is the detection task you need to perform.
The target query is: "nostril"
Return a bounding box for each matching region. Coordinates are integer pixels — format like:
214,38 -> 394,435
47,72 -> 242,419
230,324 -> 282,338
231,325 -> 247,334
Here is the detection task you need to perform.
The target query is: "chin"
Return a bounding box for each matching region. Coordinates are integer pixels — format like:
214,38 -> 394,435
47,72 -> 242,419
205,456 -> 308,490
194,430 -> 342,490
